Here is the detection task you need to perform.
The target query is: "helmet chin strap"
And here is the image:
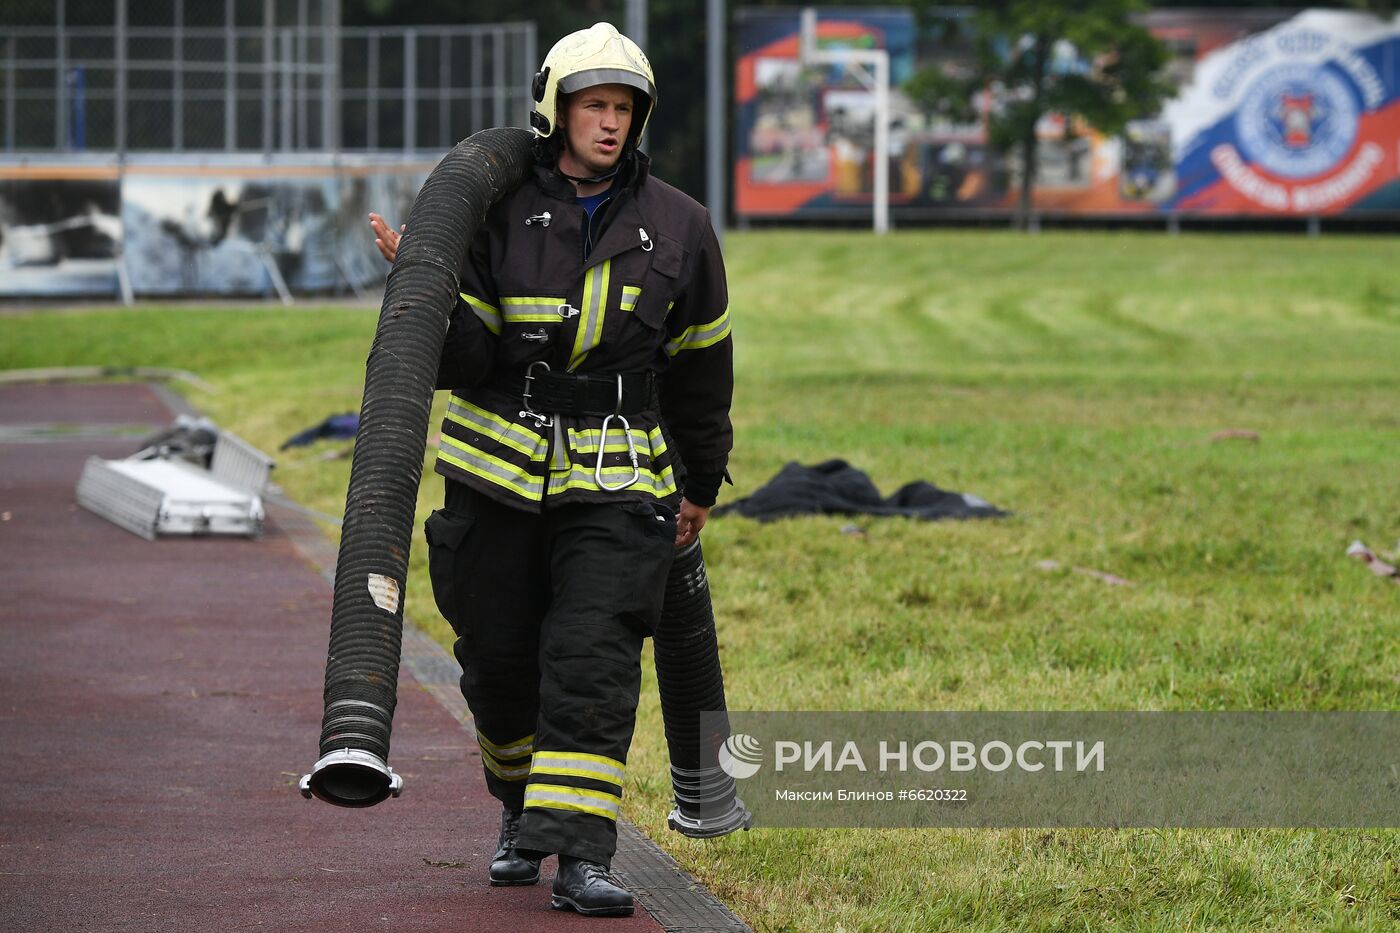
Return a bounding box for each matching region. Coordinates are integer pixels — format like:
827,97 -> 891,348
557,146 -> 630,186
558,163 -> 620,186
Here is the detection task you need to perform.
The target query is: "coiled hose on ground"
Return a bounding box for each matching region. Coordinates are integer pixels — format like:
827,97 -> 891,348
301,128 -> 749,837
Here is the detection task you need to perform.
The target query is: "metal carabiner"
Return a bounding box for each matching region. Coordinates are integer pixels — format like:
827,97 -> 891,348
594,374 -> 641,492
518,360 -> 554,428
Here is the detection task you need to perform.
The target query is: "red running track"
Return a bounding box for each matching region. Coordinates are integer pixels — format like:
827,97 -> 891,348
0,384 -> 664,933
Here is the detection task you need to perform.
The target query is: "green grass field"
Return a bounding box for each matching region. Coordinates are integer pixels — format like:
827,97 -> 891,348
5,230 -> 1398,931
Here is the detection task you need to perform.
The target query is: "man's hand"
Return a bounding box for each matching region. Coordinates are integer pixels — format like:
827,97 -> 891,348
369,212 -> 404,264
675,498 -> 710,549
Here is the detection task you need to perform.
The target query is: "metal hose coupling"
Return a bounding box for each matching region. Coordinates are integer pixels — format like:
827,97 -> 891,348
667,766 -> 753,838
300,748 -> 404,807
655,537 -> 753,838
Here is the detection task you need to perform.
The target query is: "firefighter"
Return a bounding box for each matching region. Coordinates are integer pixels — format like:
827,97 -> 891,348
374,23 -> 732,917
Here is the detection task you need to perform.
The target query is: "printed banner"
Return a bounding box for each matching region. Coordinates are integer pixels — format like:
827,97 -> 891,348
734,8 -> 1400,219
0,162 -> 426,298
735,9 -> 936,218
1167,11 -> 1400,215
0,175 -> 122,296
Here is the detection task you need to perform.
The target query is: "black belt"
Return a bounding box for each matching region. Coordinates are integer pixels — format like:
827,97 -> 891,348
496,367 -> 657,418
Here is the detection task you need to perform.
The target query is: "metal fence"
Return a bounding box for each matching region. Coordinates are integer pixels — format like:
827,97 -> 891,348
340,25 -> 537,152
0,0 -> 536,155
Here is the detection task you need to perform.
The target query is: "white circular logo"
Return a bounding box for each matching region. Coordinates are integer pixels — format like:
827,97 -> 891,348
1235,62 -> 1358,179
717,733 -> 763,779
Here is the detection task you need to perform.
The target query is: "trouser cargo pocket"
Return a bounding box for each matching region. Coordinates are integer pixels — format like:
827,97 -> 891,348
424,507 -> 475,636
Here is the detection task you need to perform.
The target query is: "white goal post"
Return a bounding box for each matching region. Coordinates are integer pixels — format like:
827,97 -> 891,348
799,7 -> 890,234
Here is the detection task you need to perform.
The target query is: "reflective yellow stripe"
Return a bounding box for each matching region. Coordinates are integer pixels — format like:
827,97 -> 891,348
566,425 -> 663,457
529,765 -> 624,784
438,435 -> 544,501
666,307 -> 730,356
448,396 -> 543,446
569,260 -> 610,371
568,425 -> 665,445
569,263 -> 597,369
502,296 -> 567,323
446,398 -> 547,461
524,783 -> 621,820
461,293 -> 502,335
531,751 -> 625,784
523,799 -> 617,820
591,263 -> 610,354
569,438 -> 658,456
479,732 -> 534,781
546,462 -> 676,498
483,755 -> 531,781
478,732 -> 535,760
620,285 -> 641,312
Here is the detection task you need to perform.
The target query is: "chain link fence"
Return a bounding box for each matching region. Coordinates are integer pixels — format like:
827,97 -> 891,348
0,0 -> 535,154
340,25 -> 536,152
0,2 -> 538,302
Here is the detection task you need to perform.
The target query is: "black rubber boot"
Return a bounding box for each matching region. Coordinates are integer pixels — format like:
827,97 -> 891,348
550,855 -> 634,917
488,808 -> 541,886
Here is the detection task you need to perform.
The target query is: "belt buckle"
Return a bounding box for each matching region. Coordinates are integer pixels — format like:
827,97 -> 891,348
519,361 -> 553,428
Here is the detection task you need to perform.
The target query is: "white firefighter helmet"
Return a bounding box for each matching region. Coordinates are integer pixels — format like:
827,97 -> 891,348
530,22 -> 655,150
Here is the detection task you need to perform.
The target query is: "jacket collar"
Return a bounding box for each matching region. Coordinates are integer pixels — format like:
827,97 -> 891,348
533,148 -> 650,202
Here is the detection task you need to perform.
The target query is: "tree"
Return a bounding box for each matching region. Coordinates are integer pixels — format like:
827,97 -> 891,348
907,0 -> 1174,227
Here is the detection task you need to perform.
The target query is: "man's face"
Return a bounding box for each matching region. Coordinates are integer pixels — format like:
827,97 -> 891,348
558,84 -> 635,178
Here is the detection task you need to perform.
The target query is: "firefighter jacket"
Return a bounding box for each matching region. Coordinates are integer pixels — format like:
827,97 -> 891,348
433,150 -> 733,512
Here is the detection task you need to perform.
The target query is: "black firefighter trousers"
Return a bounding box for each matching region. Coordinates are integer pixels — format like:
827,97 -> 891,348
425,479 -> 677,866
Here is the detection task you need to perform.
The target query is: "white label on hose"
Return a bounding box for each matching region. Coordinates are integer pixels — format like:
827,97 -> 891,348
367,574 -> 401,614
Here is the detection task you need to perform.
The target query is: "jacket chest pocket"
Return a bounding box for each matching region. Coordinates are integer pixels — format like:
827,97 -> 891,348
624,234 -> 685,331
498,296 -> 573,360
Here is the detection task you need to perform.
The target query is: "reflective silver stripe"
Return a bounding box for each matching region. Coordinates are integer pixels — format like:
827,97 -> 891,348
547,461 -> 676,498
665,307 -> 731,356
479,732 -> 534,780
550,425 -> 673,496
479,732 -> 534,760
438,434 -> 544,501
530,751 -> 626,785
461,293 -> 502,335
502,296 -> 567,323
566,425 -> 657,456
446,398 -> 547,460
446,398 -> 547,461
523,783 -> 621,820
568,260 -> 610,371
482,755 -> 532,781
620,285 -> 640,312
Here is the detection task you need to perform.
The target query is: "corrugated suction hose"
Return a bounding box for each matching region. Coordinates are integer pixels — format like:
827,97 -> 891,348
301,127 -> 534,807
657,539 -> 752,837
